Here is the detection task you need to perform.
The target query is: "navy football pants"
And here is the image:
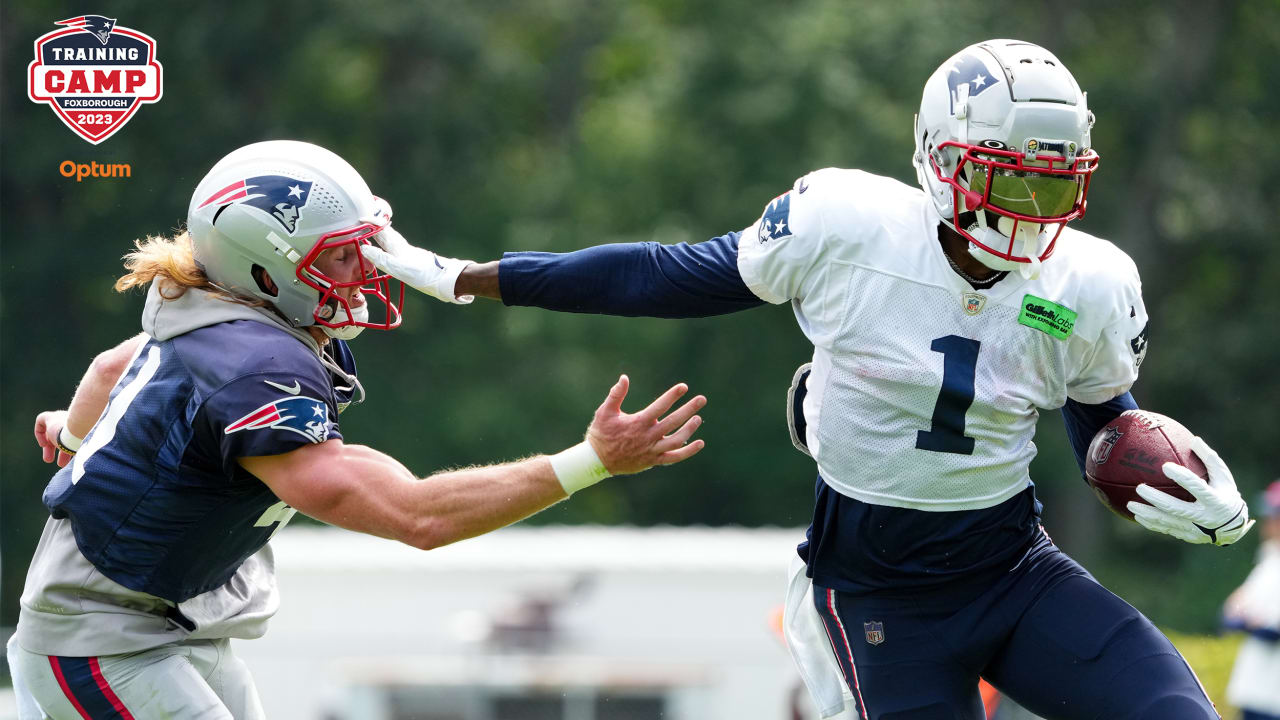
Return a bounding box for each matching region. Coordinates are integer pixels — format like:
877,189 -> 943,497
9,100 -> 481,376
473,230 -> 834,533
814,539 -> 1217,720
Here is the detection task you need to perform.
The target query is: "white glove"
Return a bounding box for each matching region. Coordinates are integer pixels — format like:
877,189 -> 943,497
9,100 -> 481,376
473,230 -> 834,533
1127,436 -> 1255,546
360,226 -> 475,304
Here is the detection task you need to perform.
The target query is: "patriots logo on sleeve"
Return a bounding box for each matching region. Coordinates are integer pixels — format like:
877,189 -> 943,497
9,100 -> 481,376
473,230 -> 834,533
225,395 -> 331,443
758,192 -> 794,243
1129,321 -> 1149,369
196,175 -> 314,233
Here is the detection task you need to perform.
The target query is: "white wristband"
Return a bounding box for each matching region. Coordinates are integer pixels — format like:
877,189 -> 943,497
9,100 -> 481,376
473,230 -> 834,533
57,425 -> 84,454
550,441 -> 611,495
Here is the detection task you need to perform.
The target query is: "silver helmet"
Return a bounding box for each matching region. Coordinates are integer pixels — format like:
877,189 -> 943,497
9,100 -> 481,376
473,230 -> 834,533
912,40 -> 1098,275
187,140 -> 402,338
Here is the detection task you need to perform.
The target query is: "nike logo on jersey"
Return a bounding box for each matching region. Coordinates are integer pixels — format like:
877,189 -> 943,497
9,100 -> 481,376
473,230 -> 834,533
263,379 -> 301,395
797,177 -> 810,194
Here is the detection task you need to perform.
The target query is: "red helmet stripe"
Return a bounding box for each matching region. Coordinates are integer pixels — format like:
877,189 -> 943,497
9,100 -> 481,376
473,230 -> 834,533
197,180 -> 249,209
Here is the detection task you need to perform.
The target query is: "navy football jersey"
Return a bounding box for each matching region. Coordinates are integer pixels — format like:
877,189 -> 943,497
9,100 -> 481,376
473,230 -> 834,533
42,320 -> 355,603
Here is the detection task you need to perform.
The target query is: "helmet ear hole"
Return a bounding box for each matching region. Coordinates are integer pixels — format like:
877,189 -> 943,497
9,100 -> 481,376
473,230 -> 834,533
251,264 -> 278,297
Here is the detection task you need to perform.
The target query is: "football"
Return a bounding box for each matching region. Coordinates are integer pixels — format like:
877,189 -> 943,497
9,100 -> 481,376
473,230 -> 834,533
1084,410 -> 1205,521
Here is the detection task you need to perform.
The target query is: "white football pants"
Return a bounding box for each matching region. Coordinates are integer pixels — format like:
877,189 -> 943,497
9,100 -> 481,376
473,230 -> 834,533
7,635 -> 265,720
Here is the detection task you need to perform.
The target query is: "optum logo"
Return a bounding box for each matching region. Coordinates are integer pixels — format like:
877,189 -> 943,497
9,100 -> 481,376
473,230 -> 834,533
59,160 -> 131,181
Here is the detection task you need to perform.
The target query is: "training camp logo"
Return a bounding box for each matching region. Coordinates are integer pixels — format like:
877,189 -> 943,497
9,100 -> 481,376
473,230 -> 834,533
198,176 -> 314,234
225,396 -> 332,444
28,16 -> 163,145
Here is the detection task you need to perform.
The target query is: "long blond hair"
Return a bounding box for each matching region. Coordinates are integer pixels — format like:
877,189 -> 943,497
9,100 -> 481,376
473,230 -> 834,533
114,231 -> 261,305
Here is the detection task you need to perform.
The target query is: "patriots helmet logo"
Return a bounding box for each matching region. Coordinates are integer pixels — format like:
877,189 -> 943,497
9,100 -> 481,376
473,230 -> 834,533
947,53 -> 1000,114
55,15 -> 117,45
225,395 -> 331,444
758,192 -> 794,243
197,175 -> 314,233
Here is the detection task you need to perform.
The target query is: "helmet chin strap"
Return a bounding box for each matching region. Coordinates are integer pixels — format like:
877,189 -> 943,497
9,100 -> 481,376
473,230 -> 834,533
966,214 -> 1045,280
321,298 -> 368,341
320,345 -> 366,406
313,293 -> 368,406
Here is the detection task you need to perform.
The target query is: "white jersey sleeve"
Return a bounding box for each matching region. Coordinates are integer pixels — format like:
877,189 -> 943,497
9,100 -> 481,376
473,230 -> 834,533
1063,243 -> 1149,404
736,171 -> 833,305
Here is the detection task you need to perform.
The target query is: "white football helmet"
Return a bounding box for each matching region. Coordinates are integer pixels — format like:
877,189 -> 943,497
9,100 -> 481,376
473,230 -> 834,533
912,39 -> 1099,275
187,140 -> 402,338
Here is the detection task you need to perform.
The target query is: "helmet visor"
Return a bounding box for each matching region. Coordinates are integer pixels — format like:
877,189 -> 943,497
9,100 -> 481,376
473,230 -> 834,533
968,167 -> 1082,220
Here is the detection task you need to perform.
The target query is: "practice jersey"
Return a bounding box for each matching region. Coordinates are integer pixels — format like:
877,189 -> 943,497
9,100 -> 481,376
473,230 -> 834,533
42,320 -> 351,601
737,168 -> 1149,511
17,290 -> 358,655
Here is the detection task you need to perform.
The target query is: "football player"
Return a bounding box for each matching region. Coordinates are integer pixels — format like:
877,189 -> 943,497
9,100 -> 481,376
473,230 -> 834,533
8,140 -> 706,719
366,40 -> 1254,718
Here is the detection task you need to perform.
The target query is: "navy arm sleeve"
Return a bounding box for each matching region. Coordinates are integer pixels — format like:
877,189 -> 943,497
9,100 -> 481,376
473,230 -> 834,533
1061,392 -> 1138,475
498,232 -> 765,318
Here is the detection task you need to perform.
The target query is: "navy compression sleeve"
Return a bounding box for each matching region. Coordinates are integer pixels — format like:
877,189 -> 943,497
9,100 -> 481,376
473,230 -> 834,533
498,232 -> 764,318
1061,392 -> 1138,474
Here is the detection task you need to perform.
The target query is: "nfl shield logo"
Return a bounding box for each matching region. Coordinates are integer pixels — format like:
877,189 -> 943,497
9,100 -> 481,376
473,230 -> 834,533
962,292 -> 987,316
863,621 -> 885,646
1090,426 -> 1124,465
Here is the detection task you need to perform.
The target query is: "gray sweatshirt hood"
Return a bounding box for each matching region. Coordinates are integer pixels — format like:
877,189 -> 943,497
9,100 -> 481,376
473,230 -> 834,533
141,281 -> 321,355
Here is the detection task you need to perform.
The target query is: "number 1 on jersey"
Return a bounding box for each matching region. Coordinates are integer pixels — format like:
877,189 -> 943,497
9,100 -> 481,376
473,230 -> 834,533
916,335 -> 980,455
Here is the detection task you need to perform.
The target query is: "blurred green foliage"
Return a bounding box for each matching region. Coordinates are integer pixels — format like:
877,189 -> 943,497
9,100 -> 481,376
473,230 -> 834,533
3,0 -> 1278,638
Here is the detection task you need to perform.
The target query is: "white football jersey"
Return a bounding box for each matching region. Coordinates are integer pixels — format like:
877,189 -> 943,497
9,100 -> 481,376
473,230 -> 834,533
737,168 -> 1148,511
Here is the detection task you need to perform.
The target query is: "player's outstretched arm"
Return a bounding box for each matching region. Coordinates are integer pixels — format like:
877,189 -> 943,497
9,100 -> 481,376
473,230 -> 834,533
1126,436 -> 1255,546
362,229 -> 764,318
360,227 -> 480,304
241,375 -> 706,550
33,333 -> 147,467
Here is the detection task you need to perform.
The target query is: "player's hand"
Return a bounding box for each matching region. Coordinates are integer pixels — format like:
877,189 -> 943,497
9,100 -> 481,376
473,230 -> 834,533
586,375 -> 707,475
361,227 -> 475,305
34,410 -> 74,467
1127,437 -> 1254,546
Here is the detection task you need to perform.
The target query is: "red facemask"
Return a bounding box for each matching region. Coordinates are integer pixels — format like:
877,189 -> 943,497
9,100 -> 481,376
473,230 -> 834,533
930,140 -> 1099,263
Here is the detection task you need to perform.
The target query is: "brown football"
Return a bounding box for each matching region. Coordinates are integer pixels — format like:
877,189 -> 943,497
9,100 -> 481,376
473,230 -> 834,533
1084,410 -> 1205,521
